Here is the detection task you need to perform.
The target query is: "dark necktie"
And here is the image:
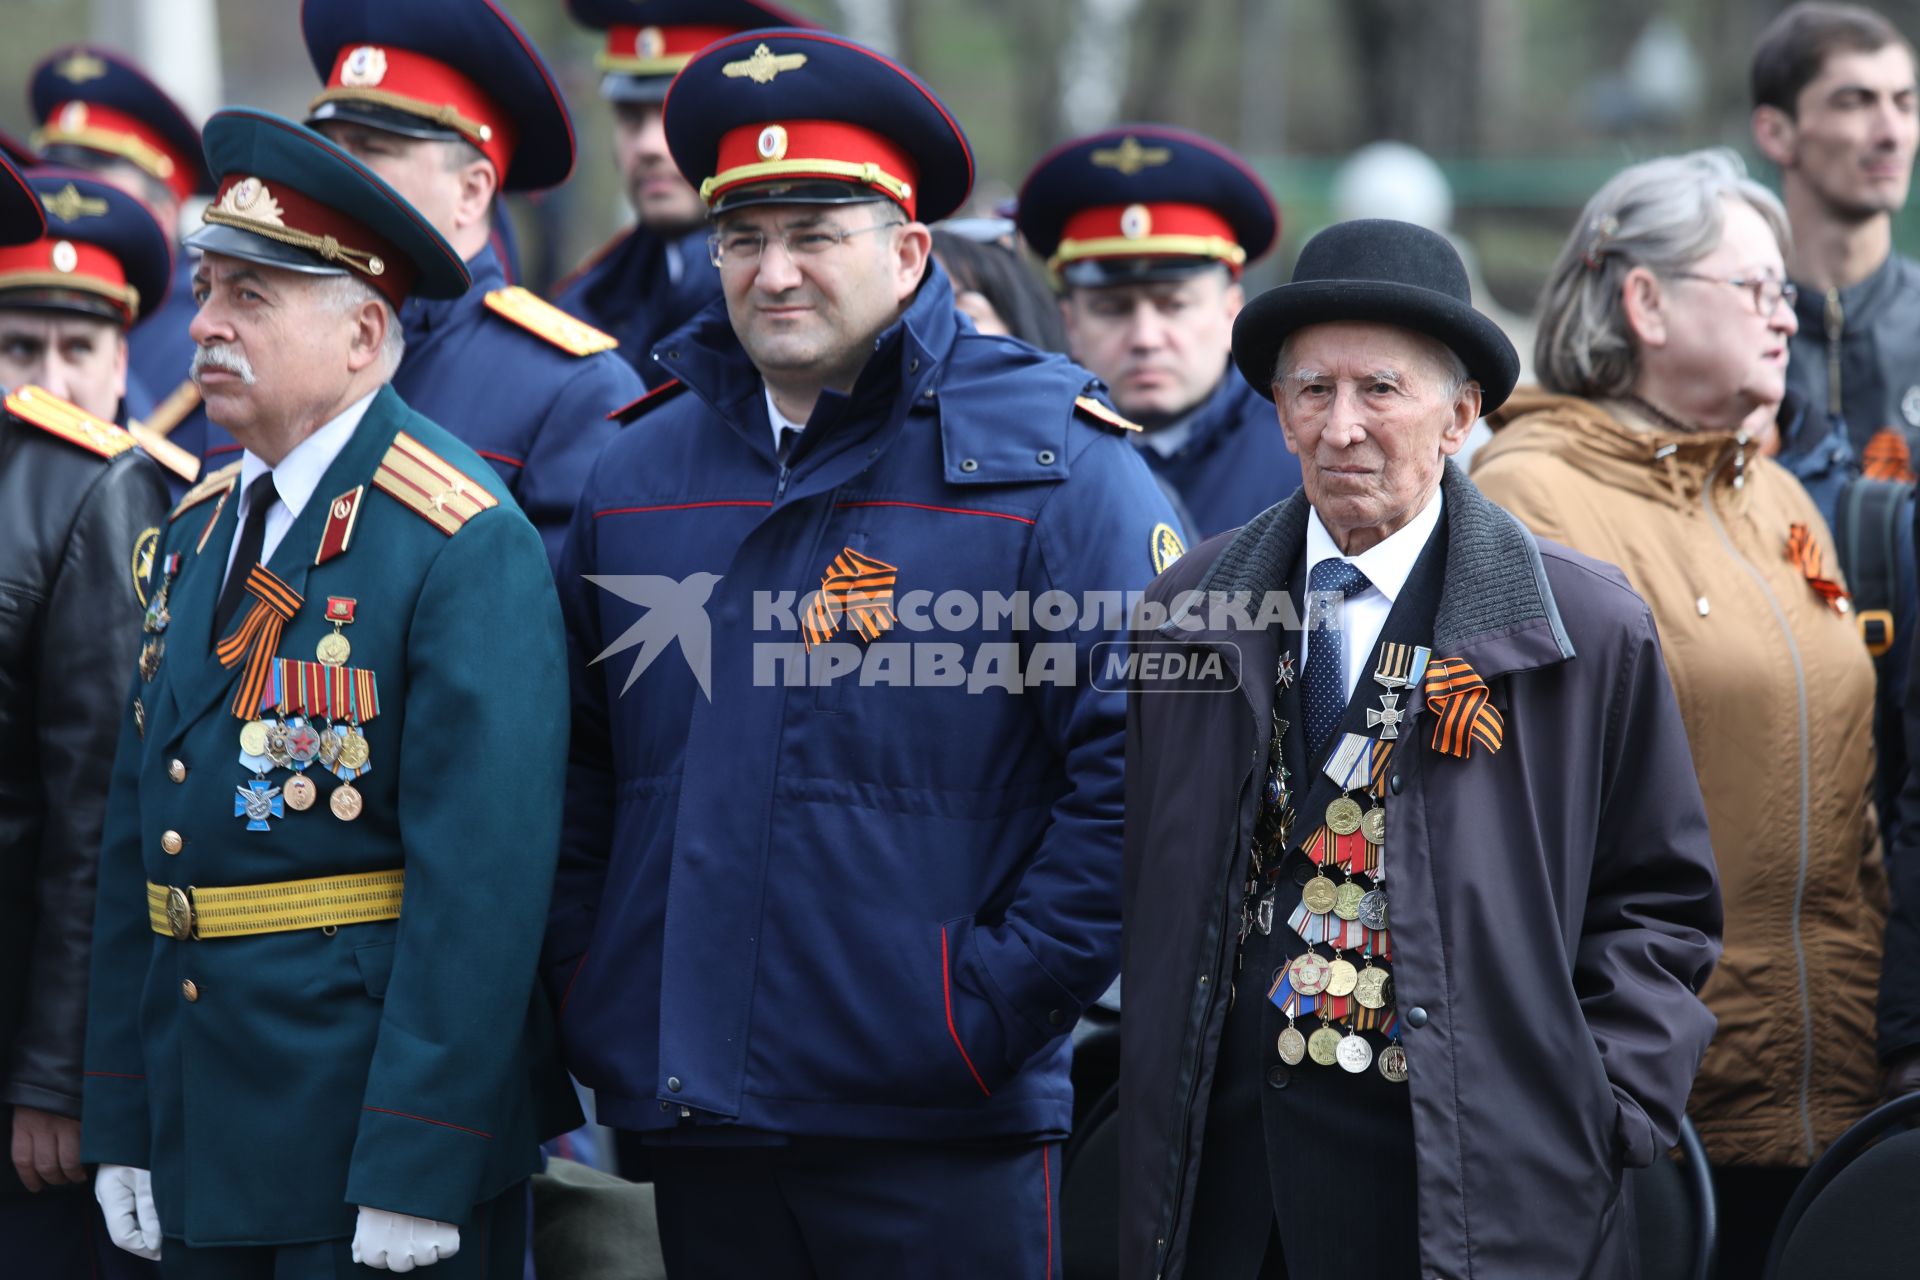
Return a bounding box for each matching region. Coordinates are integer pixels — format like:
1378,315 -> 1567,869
214,472 -> 280,636
1302,558 -> 1373,759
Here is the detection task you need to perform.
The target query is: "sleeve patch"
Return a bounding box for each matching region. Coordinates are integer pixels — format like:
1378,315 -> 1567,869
484,286 -> 619,356
1151,522 -> 1187,573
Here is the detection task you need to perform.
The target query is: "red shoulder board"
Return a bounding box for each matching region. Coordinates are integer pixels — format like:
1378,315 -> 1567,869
373,433 -> 500,536
611,378 -> 687,424
1074,395 -> 1142,433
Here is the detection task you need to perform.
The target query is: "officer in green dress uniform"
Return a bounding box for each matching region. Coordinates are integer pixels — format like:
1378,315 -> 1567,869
80,108 -> 573,1277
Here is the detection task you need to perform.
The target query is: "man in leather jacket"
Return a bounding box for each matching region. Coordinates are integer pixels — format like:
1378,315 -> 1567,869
0,151 -> 167,1276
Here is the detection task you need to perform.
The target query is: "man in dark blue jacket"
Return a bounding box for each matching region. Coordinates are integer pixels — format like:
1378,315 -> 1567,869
1019,125 -> 1302,539
553,1 -> 814,386
548,29 -> 1180,1277
197,0 -> 643,572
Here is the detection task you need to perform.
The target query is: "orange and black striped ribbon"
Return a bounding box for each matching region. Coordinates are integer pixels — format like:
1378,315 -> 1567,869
214,564 -> 302,719
1422,657 -> 1504,760
1862,427 -> 1915,484
1785,522 -> 1851,615
802,547 -> 899,649
1370,739 -> 1395,793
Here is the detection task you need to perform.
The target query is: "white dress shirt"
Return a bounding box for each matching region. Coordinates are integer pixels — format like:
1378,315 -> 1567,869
1300,486 -> 1445,699
765,385 -> 805,453
222,391 -> 377,589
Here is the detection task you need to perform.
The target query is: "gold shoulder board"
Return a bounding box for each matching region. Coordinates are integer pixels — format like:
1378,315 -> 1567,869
5,385 -> 137,459
170,459 -> 241,519
483,286 -> 619,356
1074,395 -> 1142,433
373,431 -> 500,536
141,378 -> 203,438
128,422 -> 202,484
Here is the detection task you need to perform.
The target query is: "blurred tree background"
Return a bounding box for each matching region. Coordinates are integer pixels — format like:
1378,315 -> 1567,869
5,0 -> 1920,311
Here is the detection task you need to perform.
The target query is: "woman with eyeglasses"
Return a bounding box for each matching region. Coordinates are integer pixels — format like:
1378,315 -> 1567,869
1472,147 -> 1884,1275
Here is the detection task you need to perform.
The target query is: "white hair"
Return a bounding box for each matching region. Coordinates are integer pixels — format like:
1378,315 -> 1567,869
311,272 -> 404,377
1273,328 -> 1472,403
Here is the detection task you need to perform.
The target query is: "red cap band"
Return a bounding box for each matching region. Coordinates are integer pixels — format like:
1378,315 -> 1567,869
602,25 -> 739,75
707,119 -> 920,217
204,173 -> 416,309
1056,202 -> 1246,274
315,44 -> 517,183
38,100 -> 196,205
0,235 -> 137,321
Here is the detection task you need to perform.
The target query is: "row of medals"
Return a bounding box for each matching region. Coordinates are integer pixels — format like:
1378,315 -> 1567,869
1243,674 -> 1407,1083
235,625 -> 365,824
238,712 -> 367,822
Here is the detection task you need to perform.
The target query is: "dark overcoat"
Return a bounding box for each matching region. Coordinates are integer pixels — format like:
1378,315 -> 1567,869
1119,463 -> 1723,1280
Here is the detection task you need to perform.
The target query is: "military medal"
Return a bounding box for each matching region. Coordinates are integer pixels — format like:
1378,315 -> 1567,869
1354,965 -> 1391,1010
338,727 -> 370,771
1332,880 -> 1365,921
286,719 -> 321,766
1322,733 -> 1372,791
1307,1024 -> 1342,1066
330,781 -> 363,822
133,696 -> 145,739
1378,1042 -> 1410,1083
143,553 -> 179,635
1367,692 -> 1404,740
239,719 -> 270,757
1336,1032 -> 1374,1073
317,596 -> 356,667
1288,950 -> 1331,996
1358,888 -> 1390,931
1277,1025 -> 1306,1065
1360,805 -> 1387,846
234,779 -> 284,831
1324,955 -> 1359,998
283,774 -> 317,811
139,638 -> 164,682
1301,873 -> 1338,915
1276,650 -> 1296,689
264,722 -> 293,770
1325,796 -> 1363,836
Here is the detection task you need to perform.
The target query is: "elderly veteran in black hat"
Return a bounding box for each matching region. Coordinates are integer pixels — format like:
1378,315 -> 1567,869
0,149 -> 169,1280
81,108 -> 574,1276
1019,124 -> 1299,538
1116,218 -> 1723,1280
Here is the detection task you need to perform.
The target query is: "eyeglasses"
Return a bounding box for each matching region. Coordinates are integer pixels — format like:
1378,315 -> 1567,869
706,220 -> 899,268
1667,271 -> 1799,315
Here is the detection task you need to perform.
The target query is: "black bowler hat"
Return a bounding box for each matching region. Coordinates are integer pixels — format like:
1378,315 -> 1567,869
1232,218 -> 1518,412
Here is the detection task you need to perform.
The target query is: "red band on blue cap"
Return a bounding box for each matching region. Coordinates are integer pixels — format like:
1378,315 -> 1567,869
0,235 -> 138,321
313,44 -> 518,183
602,25 -> 739,76
36,100 -> 195,204
705,119 -> 919,217
1054,202 -> 1247,275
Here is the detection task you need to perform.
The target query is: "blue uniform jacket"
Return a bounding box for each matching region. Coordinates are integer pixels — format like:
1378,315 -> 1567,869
81,385 -> 573,1244
203,248 -> 641,571
1138,366 -> 1300,540
548,264 -> 1181,1142
551,224 -> 721,388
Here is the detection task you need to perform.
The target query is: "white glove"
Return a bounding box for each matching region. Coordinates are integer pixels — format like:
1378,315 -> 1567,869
94,1164 -> 162,1260
351,1205 -> 461,1271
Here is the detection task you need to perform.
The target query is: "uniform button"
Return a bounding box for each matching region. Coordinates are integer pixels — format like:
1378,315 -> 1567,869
1048,1009 -> 1065,1027
181,980 -> 199,1003
1406,1006 -> 1429,1028
168,759 -> 187,783
160,831 -> 183,855
1037,450 -> 1057,465
1265,1065 -> 1291,1089
1390,774 -> 1403,795
1292,862 -> 1313,887
667,1076 -> 683,1093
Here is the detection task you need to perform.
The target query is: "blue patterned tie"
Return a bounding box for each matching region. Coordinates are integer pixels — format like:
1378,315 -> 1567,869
1302,558 -> 1373,758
